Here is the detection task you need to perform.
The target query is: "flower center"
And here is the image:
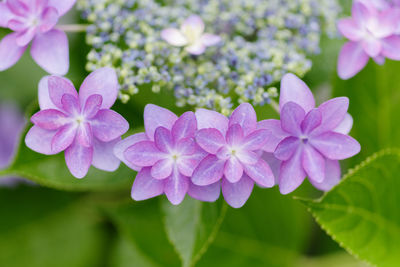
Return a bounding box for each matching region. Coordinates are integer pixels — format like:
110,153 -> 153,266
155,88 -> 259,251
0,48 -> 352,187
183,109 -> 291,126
300,136 -> 308,144
75,115 -> 85,125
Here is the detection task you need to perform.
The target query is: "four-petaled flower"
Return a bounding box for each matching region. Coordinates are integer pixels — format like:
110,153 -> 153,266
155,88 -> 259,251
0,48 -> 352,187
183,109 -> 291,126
114,104 -> 220,205
25,68 -> 129,178
0,0 -> 76,75
337,1 -> 400,79
161,15 -> 221,55
191,103 -> 275,208
259,73 -> 360,194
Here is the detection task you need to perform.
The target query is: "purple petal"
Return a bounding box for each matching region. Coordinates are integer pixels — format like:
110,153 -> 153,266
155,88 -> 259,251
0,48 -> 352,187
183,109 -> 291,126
352,2 -> 373,26
334,113 -> 353,135
301,109 -> 322,134
92,137 -> 121,172
236,150 -> 259,165
48,0 -> 76,16
310,132 -> 361,160
31,109 -> 67,130
161,28 -> 188,46
176,137 -> 196,155
312,97 -> 349,135
222,175 -> 254,208
151,159 -> 173,180
200,33 -> 221,46
38,76 -> 76,110
79,67 -> 118,109
40,7 -> 59,33
76,122 -> 92,147
177,145 -> 206,177
91,110 -> 129,142
185,42 -> 206,55
362,38 -> 382,57
83,94 -> 102,119
65,139 -> 93,179
337,42 -> 369,80
261,152 -> 281,185
226,124 -> 244,146
131,167 -> 164,201
16,27 -> 37,46
30,29 -> 69,75
274,136 -> 300,161
279,148 -> 306,195
191,155 -> 225,186
309,160 -> 341,191
124,141 -> 164,167
229,103 -> 257,135
337,18 -> 363,41
171,111 -> 197,141
8,19 -> 27,32
195,108 -> 229,135
0,33 -> 27,71
144,104 -> 178,141
181,15 -> 204,35
280,73 -> 315,113
25,125 -> 57,155
242,129 -> 270,151
224,157 -> 243,183
280,102 -> 305,136
51,123 -> 76,153
188,181 -> 220,202
113,133 -> 149,171
61,94 -> 80,115
243,159 -> 275,188
164,170 -> 189,205
302,145 -> 325,183
257,119 -> 289,152
6,0 -> 28,15
0,2 -> 14,28
154,126 -> 173,153
373,55 -> 385,65
381,36 -> 400,60
195,128 -> 225,154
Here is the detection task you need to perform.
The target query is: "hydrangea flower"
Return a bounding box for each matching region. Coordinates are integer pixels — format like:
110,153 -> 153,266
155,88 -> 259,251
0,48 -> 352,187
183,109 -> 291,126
337,1 -> 400,79
114,104 -> 220,205
161,15 -> 221,55
259,74 -> 360,194
192,103 -> 275,208
0,0 -> 76,75
25,68 -> 129,178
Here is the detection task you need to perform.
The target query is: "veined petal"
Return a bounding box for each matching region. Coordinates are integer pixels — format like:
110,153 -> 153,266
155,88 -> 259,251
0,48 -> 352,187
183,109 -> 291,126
241,129 -> 270,151
280,73 -> 315,113
144,104 -> 178,140
154,126 -> 173,153
274,136 -> 300,161
309,159 -> 341,191
229,103 -> 257,135
224,157 -> 243,183
65,139 -> 93,179
164,170 -> 189,205
236,150 -> 259,165
310,132 -> 361,160
51,123 -> 76,153
302,145 -> 325,183
280,102 -> 305,136
301,109 -> 322,135
334,113 -> 353,135
222,175 -> 254,208
0,33 -> 27,71
161,28 -> 188,46
188,181 -> 220,202
92,137 -> 121,172
226,124 -> 244,146
31,109 -> 68,130
191,155 -> 225,186
83,94 -> 102,119
38,76 -> 76,110
243,158 -> 275,188
91,110 -> 129,142
337,41 -> 369,80
131,167 -> 164,201
176,137 -> 196,156
312,97 -> 349,135
61,93 -> 80,115
257,119 -> 289,152
195,108 -> 228,135
279,148 -> 306,195
124,141 -> 164,167
6,0 -> 28,16
171,111 -> 197,141
113,133 -> 148,171
40,7 -> 59,33
151,159 -> 173,180
25,125 -> 58,155
195,128 -> 225,154
76,122 -> 92,147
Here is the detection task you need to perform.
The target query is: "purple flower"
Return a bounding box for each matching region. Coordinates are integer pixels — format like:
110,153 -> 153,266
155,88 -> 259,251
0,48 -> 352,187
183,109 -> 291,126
259,73 -> 360,194
25,68 -> 129,178
337,1 -> 400,79
191,103 -> 275,208
161,15 -> 221,55
114,104 -> 220,205
0,0 -> 76,75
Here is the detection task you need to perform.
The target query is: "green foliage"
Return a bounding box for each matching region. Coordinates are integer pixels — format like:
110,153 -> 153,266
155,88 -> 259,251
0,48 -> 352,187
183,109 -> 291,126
303,149 -> 400,267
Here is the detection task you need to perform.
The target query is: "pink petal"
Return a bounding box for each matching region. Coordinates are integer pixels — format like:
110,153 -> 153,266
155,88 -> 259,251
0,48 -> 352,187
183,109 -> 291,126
154,126 -> 173,153
362,38 -> 382,57
65,139 -> 93,179
144,104 -> 178,141
91,110 -> 129,142
185,42 -> 206,55
195,108 -> 229,135
195,128 -> 225,154
229,103 -> 257,135
8,19 -> 27,32
224,157 -> 243,183
337,41 -> 369,80
280,102 -> 305,136
181,15 -> 205,35
257,119 -> 289,152
40,7 -> 59,33
312,97 -> 349,135
31,109 -> 67,130
76,122 -> 92,147
279,73 -> 315,113
164,170 -> 189,205
309,160 -> 341,191
334,113 -> 353,135
131,167 -> 164,201
373,55 -> 385,65
242,129 -> 270,151
279,148 -> 306,195
25,125 -> 57,155
373,9 -> 400,38
226,124 -> 244,146
243,159 -> 275,188
301,109 -> 322,134
222,175 -> 254,208
274,136 -> 300,161
0,2 -> 15,28
48,0 -> 76,16
16,27 -> 37,46
187,181 -> 221,202
92,137 -> 121,172
171,111 -> 197,141
236,150 -> 259,165
310,132 -> 361,160
79,67 -> 119,109
352,2 -> 373,26
177,145 -> 206,177
61,93 -> 80,115
83,94 -> 102,119
261,152 -> 280,185
38,76 -> 76,110
337,18 -> 363,41
6,0 -> 28,16
191,155 -> 225,186
151,159 -> 173,179
113,133 -> 149,171
124,141 -> 164,167
0,33 -> 27,71
302,145 -> 325,183
161,28 -> 188,46
381,35 -> 400,60
176,137 -> 196,155
200,33 -> 221,46
30,29 -> 69,75
51,123 -> 76,153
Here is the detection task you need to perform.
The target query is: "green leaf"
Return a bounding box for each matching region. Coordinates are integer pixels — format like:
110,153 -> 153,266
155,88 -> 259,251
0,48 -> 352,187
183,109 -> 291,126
302,149 -> 400,267
161,198 -> 227,267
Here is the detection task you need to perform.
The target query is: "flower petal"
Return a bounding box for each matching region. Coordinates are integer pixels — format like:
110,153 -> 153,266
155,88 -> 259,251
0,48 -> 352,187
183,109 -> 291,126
195,128 -> 225,154
337,18 -> 363,41
91,110 -> 129,142
337,42 -> 369,80
191,155 -> 225,186
224,157 -> 243,183
171,111 -> 197,141
280,102 -> 305,136
61,93 -> 80,115
200,33 -> 221,46
195,108 -> 229,135
229,103 -> 257,135
164,170 -> 189,205
241,129 -> 269,151
185,42 -> 206,55
310,132 -> 361,160
31,109 -> 67,130
279,73 -> 315,113
161,28 -> 188,46
381,35 -> 400,60
226,124 -> 244,146
16,27 -> 37,46
25,125 -> 57,155
38,76 -> 76,110
334,113 -> 353,135
92,137 -> 121,172
0,2 -> 15,28
362,38 -> 382,58
65,139 -> 93,179
258,119 -> 289,152
40,6 -> 59,33
154,126 -> 173,153
279,148 -> 306,195
6,0 -> 28,16
309,160 -> 341,191
124,141 -> 164,167
51,123 -> 76,153
76,122 -> 92,147
0,33 -> 27,71
181,15 -> 204,36
261,152 -> 281,185
48,0 -> 76,16
79,67 -> 119,109
302,145 -> 325,183
312,97 -> 349,135
188,181 -> 220,202
243,158 -> 275,188
222,175 -> 254,208
131,167 -> 164,201
352,2 -> 373,26
144,104 -> 178,141
83,94 -> 102,119
30,29 -> 69,75
236,150 -> 259,165
274,136 -> 300,161
113,133 -> 148,171
151,159 -> 173,180
301,108 -> 322,135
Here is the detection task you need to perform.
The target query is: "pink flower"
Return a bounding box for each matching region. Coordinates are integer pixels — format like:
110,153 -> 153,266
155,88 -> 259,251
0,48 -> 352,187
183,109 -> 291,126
259,74 -> 360,194
114,104 -> 220,205
161,15 -> 221,55
191,103 -> 275,208
337,1 -> 400,79
25,68 -> 129,178
0,0 -> 76,75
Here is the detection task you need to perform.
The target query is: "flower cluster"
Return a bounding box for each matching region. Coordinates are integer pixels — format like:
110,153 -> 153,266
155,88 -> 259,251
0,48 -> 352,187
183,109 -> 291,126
77,0 -> 340,114
337,0 -> 400,79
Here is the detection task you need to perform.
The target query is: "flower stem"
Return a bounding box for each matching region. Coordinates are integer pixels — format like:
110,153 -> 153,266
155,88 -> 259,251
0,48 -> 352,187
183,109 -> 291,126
57,24 -> 89,33
270,99 -> 280,114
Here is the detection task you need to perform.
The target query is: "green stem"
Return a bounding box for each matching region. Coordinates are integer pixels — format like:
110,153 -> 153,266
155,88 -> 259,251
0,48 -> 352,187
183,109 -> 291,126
270,99 -> 280,114
57,24 -> 89,33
